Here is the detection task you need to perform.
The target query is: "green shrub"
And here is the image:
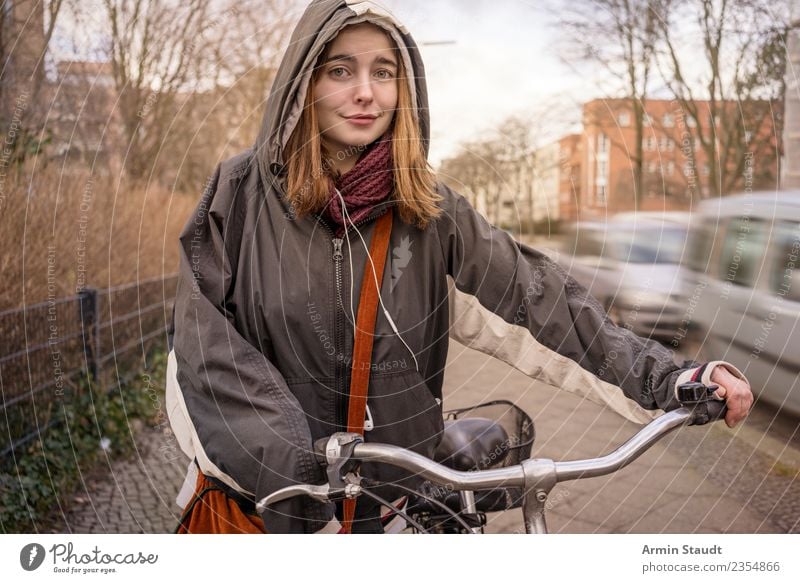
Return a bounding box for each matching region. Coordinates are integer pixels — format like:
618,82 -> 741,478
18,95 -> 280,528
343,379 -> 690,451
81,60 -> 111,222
0,350 -> 167,533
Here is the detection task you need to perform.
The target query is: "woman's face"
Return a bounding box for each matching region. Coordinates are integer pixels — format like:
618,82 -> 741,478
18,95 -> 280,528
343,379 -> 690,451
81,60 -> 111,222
313,24 -> 398,164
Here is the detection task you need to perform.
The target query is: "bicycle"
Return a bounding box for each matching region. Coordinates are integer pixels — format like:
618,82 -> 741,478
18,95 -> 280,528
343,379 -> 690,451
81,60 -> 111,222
256,382 -> 727,534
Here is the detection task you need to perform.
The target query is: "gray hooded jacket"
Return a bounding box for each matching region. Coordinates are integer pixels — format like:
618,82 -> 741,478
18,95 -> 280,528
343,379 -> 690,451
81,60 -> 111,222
166,0 -> 707,533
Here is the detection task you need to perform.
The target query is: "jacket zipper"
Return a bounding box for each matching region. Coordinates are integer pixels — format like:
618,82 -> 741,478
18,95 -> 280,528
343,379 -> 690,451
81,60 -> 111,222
317,208 -> 391,432
332,236 -> 346,430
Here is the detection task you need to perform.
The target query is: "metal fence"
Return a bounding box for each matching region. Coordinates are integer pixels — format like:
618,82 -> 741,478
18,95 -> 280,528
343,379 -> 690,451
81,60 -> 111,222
0,274 -> 179,458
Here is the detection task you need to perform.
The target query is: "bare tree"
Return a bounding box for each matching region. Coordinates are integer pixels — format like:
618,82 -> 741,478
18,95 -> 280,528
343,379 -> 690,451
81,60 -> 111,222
1,0 -> 68,164
102,0 -> 215,181
439,99 -> 576,232
439,148 -> 482,209
214,0 -> 294,145
440,140 -> 496,218
493,116 -> 535,231
657,0 -> 788,197
557,0 -> 670,204
166,0 -> 294,190
100,0 -> 295,188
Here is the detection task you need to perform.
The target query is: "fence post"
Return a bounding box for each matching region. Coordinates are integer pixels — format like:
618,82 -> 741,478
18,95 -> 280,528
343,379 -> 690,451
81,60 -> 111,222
77,288 -> 98,380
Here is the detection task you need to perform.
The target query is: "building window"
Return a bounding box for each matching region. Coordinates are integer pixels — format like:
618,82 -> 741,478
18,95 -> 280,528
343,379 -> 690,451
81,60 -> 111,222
702,163 -> 710,176
644,136 -> 656,151
597,184 -> 607,206
647,160 -> 658,174
597,132 -> 609,154
595,132 -> 609,208
744,130 -> 753,143
666,161 -> 675,176
643,113 -> 652,127
686,116 -> 697,128
597,160 -> 608,181
618,111 -> 630,127
662,113 -> 674,128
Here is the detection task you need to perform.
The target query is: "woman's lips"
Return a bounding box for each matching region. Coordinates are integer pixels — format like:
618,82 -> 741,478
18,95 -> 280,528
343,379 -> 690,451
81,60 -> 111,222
346,116 -> 376,126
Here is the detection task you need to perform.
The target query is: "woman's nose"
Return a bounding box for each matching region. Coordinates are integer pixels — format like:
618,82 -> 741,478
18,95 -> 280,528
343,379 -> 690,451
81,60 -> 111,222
353,77 -> 375,104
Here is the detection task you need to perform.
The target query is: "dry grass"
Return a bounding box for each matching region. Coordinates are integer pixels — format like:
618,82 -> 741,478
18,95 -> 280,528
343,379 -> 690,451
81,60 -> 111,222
0,164 -> 198,312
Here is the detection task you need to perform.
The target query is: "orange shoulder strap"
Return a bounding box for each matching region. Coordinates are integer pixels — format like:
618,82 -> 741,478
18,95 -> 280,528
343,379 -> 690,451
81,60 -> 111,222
342,209 -> 393,533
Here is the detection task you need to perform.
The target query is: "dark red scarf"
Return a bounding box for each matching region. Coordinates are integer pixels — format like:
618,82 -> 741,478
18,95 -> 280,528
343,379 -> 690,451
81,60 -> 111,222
324,132 -> 394,237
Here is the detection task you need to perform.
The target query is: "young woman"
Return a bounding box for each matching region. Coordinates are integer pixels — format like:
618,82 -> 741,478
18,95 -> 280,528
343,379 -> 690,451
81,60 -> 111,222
167,0 -> 753,534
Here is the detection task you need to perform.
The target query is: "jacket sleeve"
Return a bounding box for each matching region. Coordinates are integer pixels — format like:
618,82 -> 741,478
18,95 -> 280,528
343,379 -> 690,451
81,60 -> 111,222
171,161 -> 333,533
435,183 -> 715,423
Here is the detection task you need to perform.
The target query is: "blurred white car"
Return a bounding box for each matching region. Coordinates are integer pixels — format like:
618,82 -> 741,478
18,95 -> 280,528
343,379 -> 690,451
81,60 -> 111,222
682,192 -> 800,417
558,212 -> 691,342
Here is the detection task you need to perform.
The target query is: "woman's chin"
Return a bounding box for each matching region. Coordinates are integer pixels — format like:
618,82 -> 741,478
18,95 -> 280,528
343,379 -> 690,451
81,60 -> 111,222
324,127 -> 388,150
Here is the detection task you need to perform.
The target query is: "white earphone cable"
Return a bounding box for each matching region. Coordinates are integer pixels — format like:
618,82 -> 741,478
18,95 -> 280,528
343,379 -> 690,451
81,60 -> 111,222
335,187 -> 420,373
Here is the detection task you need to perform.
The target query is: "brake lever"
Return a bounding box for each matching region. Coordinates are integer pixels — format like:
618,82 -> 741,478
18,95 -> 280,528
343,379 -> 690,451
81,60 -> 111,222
255,481 -> 362,514
256,433 -> 365,515
315,432 -> 364,489
256,484 -> 332,513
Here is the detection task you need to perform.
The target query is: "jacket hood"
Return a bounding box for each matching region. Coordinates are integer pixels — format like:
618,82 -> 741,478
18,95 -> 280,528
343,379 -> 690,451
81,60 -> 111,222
254,0 -> 430,190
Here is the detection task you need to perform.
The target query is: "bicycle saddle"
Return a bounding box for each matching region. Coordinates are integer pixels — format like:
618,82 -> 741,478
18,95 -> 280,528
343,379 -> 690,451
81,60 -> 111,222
434,417 -> 510,471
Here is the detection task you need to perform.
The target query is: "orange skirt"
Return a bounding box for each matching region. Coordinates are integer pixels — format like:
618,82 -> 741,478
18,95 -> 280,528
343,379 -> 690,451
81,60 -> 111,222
175,469 -> 266,534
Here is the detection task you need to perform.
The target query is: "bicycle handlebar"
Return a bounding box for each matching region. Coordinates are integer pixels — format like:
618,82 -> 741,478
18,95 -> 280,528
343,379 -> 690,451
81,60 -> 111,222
353,442 -> 526,489
350,405 -> 705,489
554,407 -> 692,481
256,392 -> 727,532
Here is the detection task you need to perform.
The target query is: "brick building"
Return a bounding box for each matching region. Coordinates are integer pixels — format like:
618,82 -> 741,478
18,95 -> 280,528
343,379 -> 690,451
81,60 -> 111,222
578,98 -> 780,217
556,133 -> 582,222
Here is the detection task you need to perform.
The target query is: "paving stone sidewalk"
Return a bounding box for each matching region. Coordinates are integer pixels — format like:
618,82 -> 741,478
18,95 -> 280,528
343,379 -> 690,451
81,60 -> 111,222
52,421 -> 187,534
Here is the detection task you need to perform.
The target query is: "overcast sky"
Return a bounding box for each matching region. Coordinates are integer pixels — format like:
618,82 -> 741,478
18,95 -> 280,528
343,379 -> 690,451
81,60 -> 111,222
379,0 -> 587,164
51,0 -> 796,165
52,0 -> 598,166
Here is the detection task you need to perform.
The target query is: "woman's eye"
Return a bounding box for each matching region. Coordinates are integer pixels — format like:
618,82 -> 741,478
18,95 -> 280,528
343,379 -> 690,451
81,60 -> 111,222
374,69 -> 394,80
329,66 -> 348,78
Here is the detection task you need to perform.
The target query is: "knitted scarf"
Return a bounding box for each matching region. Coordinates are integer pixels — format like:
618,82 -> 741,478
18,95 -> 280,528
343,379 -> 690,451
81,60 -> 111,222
324,132 -> 394,237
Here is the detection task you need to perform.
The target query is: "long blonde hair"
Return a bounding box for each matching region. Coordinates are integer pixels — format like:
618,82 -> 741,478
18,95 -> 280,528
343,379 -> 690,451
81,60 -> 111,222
283,26 -> 442,230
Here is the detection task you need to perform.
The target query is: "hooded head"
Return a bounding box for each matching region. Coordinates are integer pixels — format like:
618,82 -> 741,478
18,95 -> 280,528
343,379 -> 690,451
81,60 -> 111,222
254,0 -> 441,229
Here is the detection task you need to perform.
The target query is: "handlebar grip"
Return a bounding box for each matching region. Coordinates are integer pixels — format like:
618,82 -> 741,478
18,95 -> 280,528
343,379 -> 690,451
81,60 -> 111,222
704,399 -> 727,423
686,397 -> 727,426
